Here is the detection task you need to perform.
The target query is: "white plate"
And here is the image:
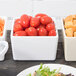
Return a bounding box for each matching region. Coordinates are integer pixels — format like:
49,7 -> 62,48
17,64 -> 76,76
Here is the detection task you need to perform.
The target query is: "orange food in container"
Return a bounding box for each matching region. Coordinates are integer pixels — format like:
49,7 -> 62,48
0,16 -> 7,41
0,18 -> 5,36
62,14 -> 76,61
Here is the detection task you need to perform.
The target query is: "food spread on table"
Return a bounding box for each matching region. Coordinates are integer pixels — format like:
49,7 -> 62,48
27,64 -> 74,76
0,17 -> 5,36
64,15 -> 76,37
13,13 -> 56,36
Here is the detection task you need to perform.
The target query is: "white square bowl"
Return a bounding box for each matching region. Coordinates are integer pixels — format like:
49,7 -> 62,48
0,16 -> 7,41
62,19 -> 76,61
11,17 -> 58,60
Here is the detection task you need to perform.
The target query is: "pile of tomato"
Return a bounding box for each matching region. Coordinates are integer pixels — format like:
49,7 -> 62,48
13,13 -> 56,36
0,18 -> 5,36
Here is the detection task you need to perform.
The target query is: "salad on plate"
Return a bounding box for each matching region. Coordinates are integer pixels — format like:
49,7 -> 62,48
27,64 -> 74,76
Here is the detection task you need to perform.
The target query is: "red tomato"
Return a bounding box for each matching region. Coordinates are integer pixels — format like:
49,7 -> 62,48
48,30 -> 56,36
35,13 -> 47,19
40,16 -> 52,25
27,27 -> 37,36
29,16 -> 32,20
46,23 -> 55,31
39,24 -> 45,28
14,23 -> 23,32
30,17 -> 40,27
51,20 -> 54,24
15,19 -> 21,24
25,28 -> 28,35
39,27 -> 47,36
14,31 -> 27,36
36,24 -> 45,32
20,14 -> 30,28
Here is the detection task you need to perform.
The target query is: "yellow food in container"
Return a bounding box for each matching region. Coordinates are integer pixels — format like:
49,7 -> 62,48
65,28 -> 73,37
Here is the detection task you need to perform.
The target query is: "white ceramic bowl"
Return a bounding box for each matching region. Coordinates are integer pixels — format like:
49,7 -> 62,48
62,19 -> 76,61
0,16 -> 7,41
0,41 -> 8,61
11,17 -> 58,60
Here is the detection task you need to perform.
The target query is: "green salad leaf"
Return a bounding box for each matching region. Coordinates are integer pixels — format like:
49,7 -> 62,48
27,73 -> 31,76
27,64 -> 61,76
36,64 -> 60,76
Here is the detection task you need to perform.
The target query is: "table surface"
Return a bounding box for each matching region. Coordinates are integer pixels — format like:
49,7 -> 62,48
0,30 -> 76,76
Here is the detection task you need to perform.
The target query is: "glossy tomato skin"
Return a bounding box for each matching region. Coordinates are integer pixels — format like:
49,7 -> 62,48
39,27 -> 47,36
25,28 -> 28,35
35,13 -> 47,19
46,23 -> 55,31
36,24 -> 45,32
48,30 -> 56,36
27,27 -> 37,36
13,23 -> 23,32
30,17 -> 40,27
29,16 -> 32,20
14,31 -> 27,36
40,16 -> 52,25
15,19 -> 21,24
20,14 -> 30,28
